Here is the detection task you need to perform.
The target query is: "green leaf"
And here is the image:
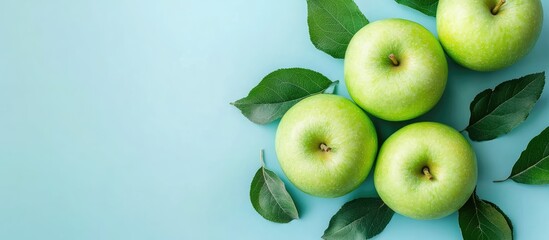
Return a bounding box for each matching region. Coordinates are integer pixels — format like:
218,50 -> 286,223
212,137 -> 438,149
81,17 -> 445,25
466,72 -> 545,141
307,0 -> 369,58
459,191 -> 513,240
496,126 -> 549,184
322,198 -> 394,240
395,0 -> 438,17
231,68 -> 337,124
485,201 -> 514,235
250,150 -> 299,223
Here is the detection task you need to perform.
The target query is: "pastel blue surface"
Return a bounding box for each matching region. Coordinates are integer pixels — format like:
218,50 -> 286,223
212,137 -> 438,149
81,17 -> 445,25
1,0 -> 548,239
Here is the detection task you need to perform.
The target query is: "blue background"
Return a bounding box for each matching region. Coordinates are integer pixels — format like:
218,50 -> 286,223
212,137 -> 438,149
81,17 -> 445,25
1,0 -> 548,239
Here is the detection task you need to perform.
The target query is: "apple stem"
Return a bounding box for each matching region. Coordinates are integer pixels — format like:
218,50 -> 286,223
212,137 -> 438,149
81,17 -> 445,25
259,149 -> 266,168
320,143 -> 332,152
423,167 -> 433,180
388,54 -> 399,66
492,0 -> 506,15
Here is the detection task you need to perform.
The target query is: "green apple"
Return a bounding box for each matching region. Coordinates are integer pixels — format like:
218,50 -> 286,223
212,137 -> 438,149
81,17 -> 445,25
437,0 -> 543,71
374,122 -> 477,220
344,18 -> 448,121
275,94 -> 378,198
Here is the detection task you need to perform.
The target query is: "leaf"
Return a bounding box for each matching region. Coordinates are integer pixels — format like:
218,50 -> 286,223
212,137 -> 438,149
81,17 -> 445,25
496,126 -> 549,184
250,150 -> 299,223
485,201 -> 514,235
322,198 -> 394,240
459,191 -> 513,240
395,0 -> 438,17
307,0 -> 369,58
231,68 -> 337,124
466,72 -> 545,141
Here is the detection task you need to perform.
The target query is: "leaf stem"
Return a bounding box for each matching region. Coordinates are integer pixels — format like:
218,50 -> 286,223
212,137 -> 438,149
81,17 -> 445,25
491,0 -> 506,15
260,149 -> 266,168
493,179 -> 508,183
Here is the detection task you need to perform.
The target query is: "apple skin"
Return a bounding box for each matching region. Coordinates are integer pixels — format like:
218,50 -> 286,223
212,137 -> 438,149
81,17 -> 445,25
345,18 -> 448,121
437,0 -> 543,72
275,94 -> 378,198
374,122 -> 477,220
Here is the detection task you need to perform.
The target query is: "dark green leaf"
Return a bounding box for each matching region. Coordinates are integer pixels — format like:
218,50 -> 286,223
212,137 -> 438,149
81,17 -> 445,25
250,166 -> 299,223
466,72 -> 545,141
231,68 -> 337,124
497,126 -> 549,184
459,191 -> 513,240
307,0 -> 369,58
485,201 -> 514,235
395,0 -> 438,16
322,198 -> 394,240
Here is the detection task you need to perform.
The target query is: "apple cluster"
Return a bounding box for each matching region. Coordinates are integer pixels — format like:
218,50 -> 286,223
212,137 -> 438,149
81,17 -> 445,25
276,0 -> 543,221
